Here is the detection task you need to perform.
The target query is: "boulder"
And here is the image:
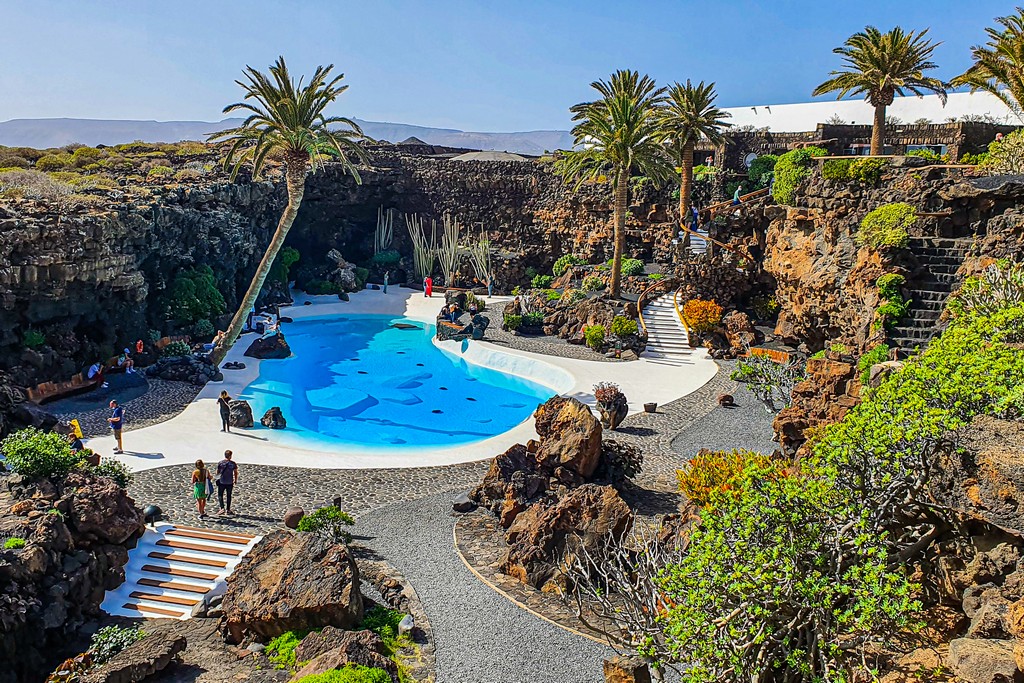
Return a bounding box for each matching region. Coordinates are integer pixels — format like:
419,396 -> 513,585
470,443 -> 548,526
244,333 -> 291,360
63,471 -> 145,547
260,407 -> 287,429
228,400 -> 254,429
79,632 -> 186,683
597,394 -> 628,431
773,358 -> 860,456
145,354 -> 220,386
604,656 -> 652,683
869,360 -> 902,388
452,492 -> 476,513
947,638 -> 1023,683
284,507 -> 305,529
290,627 -> 397,682
534,397 -> 603,479
720,310 -> 761,350
221,530 -> 363,643
503,483 -> 632,590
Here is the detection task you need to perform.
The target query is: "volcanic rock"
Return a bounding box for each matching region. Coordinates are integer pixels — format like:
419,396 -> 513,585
228,399 -> 254,429
260,407 -> 287,429
947,637 -> 1022,683
244,332 -> 291,359
290,627 -> 398,682
533,397 -> 602,479
221,530 -> 363,643
145,354 -> 220,385
79,630 -> 186,683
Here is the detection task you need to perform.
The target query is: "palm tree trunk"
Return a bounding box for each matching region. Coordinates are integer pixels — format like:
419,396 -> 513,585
870,104 -> 886,156
209,160 -> 307,365
679,140 -> 695,250
609,167 -> 628,299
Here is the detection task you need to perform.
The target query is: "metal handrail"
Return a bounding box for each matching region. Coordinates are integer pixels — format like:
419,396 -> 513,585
673,287 -> 692,338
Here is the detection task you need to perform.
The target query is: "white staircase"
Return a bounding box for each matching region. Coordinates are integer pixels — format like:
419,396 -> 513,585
102,523 -> 261,620
641,293 -> 692,363
688,229 -> 709,256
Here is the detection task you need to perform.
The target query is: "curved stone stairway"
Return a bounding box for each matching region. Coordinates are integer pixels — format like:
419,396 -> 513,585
641,292 -> 693,364
101,523 -> 260,619
890,236 -> 971,353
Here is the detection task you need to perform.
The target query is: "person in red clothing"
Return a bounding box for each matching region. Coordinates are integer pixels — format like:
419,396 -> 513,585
423,276 -> 433,297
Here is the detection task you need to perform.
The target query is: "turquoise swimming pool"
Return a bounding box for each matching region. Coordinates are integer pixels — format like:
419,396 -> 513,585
237,315 -> 555,450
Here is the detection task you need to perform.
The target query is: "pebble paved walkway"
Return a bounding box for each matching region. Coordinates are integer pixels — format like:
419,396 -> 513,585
48,376 -> 201,438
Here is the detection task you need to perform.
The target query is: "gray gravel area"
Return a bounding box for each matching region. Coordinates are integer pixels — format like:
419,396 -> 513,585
481,324 -> 624,362
356,492 -> 614,683
47,376 -> 201,438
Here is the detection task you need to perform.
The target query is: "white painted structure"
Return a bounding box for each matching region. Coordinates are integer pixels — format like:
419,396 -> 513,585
641,294 -> 693,365
86,289 -> 718,471
721,91 -> 1018,131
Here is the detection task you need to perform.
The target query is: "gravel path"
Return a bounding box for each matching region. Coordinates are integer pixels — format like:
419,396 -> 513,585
356,492 -> 613,683
481,325 -> 624,362
669,371 -> 779,458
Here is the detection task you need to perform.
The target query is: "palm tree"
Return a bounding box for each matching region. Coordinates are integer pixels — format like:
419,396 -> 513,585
556,70 -> 673,298
658,80 -> 731,233
207,56 -> 366,364
813,27 -> 947,155
951,8 -> 1024,122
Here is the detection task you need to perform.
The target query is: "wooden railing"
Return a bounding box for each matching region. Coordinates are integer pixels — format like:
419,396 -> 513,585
676,221 -> 740,255
672,288 -> 691,337
702,187 -> 770,220
636,277 -> 677,335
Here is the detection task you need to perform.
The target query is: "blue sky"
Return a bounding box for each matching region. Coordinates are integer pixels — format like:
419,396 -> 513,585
0,0 -> 1015,131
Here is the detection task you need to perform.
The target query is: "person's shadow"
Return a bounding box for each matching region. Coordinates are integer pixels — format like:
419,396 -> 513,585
121,450 -> 164,460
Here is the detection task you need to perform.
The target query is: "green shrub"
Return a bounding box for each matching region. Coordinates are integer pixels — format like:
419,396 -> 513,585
266,630 -> 305,670
161,340 -> 192,357
560,288 -> 586,304
906,148 -> 941,162
750,294 -> 781,321
772,147 -> 827,205
849,157 -> 888,185
510,286 -> 523,296
531,274 -> 554,289
23,328 -> 46,349
821,158 -> 854,181
369,249 -> 400,267
541,289 -> 561,302
296,506 -> 355,543
464,292 -> 488,311
0,156 -> 30,169
875,274 -> 909,329
948,260 -> 1024,318
295,666 -> 392,683
360,605 -> 405,644
166,266 -> 226,325
192,318 -> 214,339
581,275 -> 604,293
503,314 -> 523,331
3,537 -> 26,550
857,344 -> 890,384
146,165 -> 174,180
0,428 -> 81,480
584,325 -> 605,350
647,273 -> 665,281
353,267 -> 370,289
268,246 -> 301,285
524,267 -> 538,281
983,129 -> 1024,175
304,280 -> 343,295
90,625 -> 145,664
961,151 -> 989,165
35,153 -> 73,171
610,316 -> 639,337
620,258 -> 644,277
89,459 -> 133,488
747,154 -> 778,188
552,254 -> 584,277
858,203 -> 915,249
523,311 -> 545,327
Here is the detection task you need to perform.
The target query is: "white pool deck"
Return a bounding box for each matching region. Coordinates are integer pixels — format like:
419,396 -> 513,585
86,289 -> 718,471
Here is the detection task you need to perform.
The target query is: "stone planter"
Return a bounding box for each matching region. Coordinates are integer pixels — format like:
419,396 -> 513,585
643,402 -> 657,413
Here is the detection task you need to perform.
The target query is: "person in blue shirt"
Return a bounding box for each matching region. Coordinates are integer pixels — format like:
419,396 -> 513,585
108,400 -> 125,454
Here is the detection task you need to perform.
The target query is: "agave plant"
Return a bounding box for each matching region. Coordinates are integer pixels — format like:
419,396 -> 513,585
207,56 -> 367,364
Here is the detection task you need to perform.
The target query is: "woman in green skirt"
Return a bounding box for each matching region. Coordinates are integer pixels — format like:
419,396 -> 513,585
191,459 -> 213,518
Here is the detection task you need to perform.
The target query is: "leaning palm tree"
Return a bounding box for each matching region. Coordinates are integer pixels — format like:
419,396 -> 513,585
813,27 -> 947,155
207,56 -> 366,364
658,80 -> 731,231
556,70 -> 673,298
951,7 -> 1024,122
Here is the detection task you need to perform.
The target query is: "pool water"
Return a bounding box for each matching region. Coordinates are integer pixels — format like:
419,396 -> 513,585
237,315 -> 555,450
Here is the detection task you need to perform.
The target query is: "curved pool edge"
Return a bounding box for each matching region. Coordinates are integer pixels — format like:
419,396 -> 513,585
432,336 -> 576,396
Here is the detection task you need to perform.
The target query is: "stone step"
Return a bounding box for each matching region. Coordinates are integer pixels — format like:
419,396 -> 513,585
128,591 -> 200,607
154,539 -> 242,557
165,529 -> 254,546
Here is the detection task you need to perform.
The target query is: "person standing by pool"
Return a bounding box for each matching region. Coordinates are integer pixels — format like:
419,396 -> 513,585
383,270 -> 389,294
191,459 -> 213,518
215,450 -> 238,515
423,276 -> 433,297
108,400 -> 125,454
218,390 -> 232,433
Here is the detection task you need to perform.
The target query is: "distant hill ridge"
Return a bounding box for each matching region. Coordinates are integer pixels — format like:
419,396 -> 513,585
0,117 -> 574,156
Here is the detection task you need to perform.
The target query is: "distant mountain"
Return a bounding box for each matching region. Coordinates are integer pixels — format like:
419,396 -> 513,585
0,117 -> 573,155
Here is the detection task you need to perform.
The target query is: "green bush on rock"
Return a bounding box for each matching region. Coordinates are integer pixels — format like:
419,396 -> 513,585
858,203 -> 915,249
297,505 -> 355,543
610,316 -> 638,337
771,146 -> 827,206
552,254 -> 584,277
857,344 -> 890,384
3,537 -> 26,550
166,266 -> 226,326
161,340 -> 192,358
0,428 -> 81,480
266,630 -> 305,670
747,154 -> 778,188
584,325 -> 605,350
89,459 -> 133,488
531,274 -> 553,289
90,625 -> 146,665
503,314 -> 522,331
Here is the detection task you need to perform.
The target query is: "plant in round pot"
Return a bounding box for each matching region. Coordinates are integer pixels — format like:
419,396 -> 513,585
594,381 -> 628,431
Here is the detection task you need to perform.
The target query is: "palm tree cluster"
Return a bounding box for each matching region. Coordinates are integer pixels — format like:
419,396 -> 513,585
557,72 -> 731,298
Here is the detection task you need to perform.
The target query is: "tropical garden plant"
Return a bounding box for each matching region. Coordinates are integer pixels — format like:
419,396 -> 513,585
208,57 -> 367,364
556,70 -> 673,298
657,80 -> 731,233
813,26 -> 947,155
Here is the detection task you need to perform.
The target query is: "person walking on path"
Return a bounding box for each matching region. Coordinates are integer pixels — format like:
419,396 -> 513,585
383,270 -> 389,294
215,450 -> 238,515
192,459 -> 213,518
217,390 -> 232,433
108,400 -> 125,454
423,276 -> 433,297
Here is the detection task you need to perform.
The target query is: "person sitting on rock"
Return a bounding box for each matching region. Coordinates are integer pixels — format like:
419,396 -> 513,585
117,349 -> 135,374
87,361 -> 109,388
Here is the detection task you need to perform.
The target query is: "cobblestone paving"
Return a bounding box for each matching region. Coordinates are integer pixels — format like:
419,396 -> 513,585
48,376 -> 201,438
129,461 -> 487,534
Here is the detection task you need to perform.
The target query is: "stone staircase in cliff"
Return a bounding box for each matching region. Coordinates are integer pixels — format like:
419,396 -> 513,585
101,523 -> 260,620
889,236 -> 972,353
641,293 -> 693,364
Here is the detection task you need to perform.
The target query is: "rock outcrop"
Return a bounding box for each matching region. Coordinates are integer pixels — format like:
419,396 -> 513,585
0,470 -> 144,683
290,628 -> 398,683
260,407 -> 287,430
221,530 -> 363,643
145,354 -> 221,385
773,357 -> 860,456
228,399 -> 254,429
79,630 -> 187,683
244,332 -> 291,360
